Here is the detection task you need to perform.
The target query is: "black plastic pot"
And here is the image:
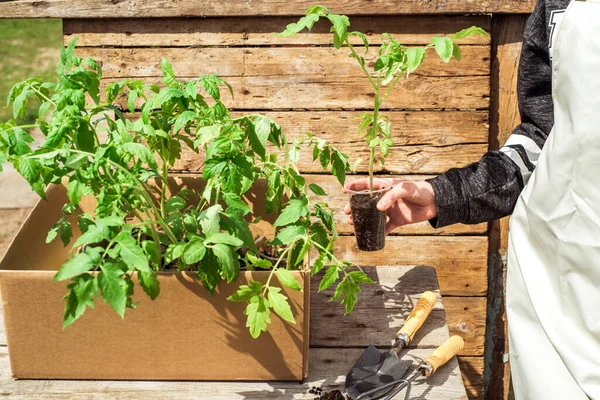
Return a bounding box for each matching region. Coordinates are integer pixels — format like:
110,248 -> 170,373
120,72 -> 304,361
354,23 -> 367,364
348,179 -> 392,251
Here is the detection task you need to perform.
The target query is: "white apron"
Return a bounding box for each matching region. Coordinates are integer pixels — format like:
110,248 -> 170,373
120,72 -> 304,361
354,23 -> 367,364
507,0 -> 600,398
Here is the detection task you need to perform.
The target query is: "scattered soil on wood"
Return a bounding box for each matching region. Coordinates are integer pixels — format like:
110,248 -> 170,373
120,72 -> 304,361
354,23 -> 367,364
309,387 -> 349,400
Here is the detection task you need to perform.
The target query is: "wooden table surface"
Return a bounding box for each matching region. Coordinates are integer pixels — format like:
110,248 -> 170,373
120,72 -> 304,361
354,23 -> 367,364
0,266 -> 467,399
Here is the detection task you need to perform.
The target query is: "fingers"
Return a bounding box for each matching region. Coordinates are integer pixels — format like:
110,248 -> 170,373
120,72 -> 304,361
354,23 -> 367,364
344,203 -> 351,215
385,222 -> 396,235
347,216 -> 353,225
377,184 -> 409,211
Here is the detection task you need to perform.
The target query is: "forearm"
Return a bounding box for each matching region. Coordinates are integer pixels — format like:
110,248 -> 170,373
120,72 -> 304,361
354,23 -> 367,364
426,152 -> 524,227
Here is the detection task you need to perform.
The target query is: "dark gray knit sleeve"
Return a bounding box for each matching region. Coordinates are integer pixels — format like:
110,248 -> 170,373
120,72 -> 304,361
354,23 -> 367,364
426,0 -> 554,228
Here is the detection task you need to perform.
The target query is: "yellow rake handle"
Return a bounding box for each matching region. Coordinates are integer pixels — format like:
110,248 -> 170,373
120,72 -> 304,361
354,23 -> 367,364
422,335 -> 465,376
397,291 -> 438,342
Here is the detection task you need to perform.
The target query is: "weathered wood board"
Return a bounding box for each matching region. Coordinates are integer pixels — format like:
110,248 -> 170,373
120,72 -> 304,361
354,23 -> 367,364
64,16 -> 492,47
0,0 -> 536,18
77,47 -> 491,78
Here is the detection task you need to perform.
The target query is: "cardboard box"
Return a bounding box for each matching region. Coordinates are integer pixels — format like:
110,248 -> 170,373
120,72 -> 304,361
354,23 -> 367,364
0,176 -> 310,380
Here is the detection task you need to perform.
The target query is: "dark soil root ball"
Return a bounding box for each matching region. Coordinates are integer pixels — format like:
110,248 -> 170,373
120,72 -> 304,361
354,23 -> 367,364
309,388 -> 348,400
350,191 -> 387,251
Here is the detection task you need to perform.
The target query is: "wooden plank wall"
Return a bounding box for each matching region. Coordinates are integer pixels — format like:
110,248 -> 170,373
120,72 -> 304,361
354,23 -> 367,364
486,15 -> 528,400
1,0 -> 535,17
63,15 -> 491,398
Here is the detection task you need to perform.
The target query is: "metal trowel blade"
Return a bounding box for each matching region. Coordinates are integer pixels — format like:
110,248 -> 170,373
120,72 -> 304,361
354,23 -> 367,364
345,346 -> 412,400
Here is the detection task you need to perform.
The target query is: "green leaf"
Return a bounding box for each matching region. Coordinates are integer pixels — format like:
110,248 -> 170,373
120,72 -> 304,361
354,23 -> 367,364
46,224 -> 59,244
319,264 -> 339,292
432,37 -> 454,63
201,75 -> 223,101
450,26 -> 489,40
13,89 -> 29,119
452,42 -> 462,61
197,251 -> 221,294
266,172 -> 283,214
153,87 -> 185,108
14,157 -> 39,185
78,214 -> 95,234
406,47 -> 426,73
38,101 -> 53,119
73,222 -> 110,249
248,115 -> 272,159
277,268 -> 303,291
161,57 -> 179,88
205,232 -> 243,247
327,14 -> 350,50
200,204 -> 222,236
224,210 -> 257,252
268,287 -> 295,323
54,247 -> 102,281
348,270 -> 375,284
350,31 -> 369,51
127,90 -> 139,113
212,244 -> 239,283
65,153 -> 88,169
379,140 -> 389,157
142,240 -> 162,267
351,157 -> 363,173
306,5 -> 328,15
293,238 -> 311,268
244,296 -> 271,338
116,231 -> 152,273
310,222 -> 329,248
182,238 -> 207,265
341,280 -> 360,314
246,252 -> 272,269
331,276 -> 346,302
308,183 -> 327,196
319,146 -> 331,169
195,125 -> 221,149
227,280 -> 262,302
173,110 -> 196,134
223,192 -> 251,216
62,274 -> 98,328
67,179 -> 84,206
331,151 -> 348,186
273,198 -> 309,227
274,225 -> 306,246
99,262 -> 127,318
60,221 -> 73,247
139,270 -> 160,300
166,196 -> 186,213
312,254 -> 326,275
122,142 -> 159,171
275,14 -> 320,37
165,242 -> 185,264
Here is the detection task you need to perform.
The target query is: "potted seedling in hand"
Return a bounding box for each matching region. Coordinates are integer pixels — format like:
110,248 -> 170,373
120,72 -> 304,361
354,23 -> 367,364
278,6 -> 487,251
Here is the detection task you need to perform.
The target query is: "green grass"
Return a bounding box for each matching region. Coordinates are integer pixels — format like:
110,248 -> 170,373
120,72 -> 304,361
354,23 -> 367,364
0,19 -> 63,124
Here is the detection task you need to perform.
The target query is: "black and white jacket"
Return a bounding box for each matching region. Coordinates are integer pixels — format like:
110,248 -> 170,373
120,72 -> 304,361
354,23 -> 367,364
427,0 -> 571,227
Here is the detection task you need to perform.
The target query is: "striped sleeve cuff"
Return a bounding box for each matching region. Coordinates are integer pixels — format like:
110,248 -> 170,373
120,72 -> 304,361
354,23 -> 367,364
499,133 -> 544,185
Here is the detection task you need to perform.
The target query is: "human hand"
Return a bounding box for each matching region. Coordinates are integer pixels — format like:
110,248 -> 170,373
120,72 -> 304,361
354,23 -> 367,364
344,179 -> 438,234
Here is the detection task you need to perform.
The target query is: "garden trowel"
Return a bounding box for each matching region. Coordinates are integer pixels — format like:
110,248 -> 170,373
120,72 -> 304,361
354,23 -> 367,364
345,291 -> 438,400
347,336 -> 465,400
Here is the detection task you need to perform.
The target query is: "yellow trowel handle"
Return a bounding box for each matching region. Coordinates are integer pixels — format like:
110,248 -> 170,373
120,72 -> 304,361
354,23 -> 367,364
396,291 -> 438,345
420,335 -> 465,376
